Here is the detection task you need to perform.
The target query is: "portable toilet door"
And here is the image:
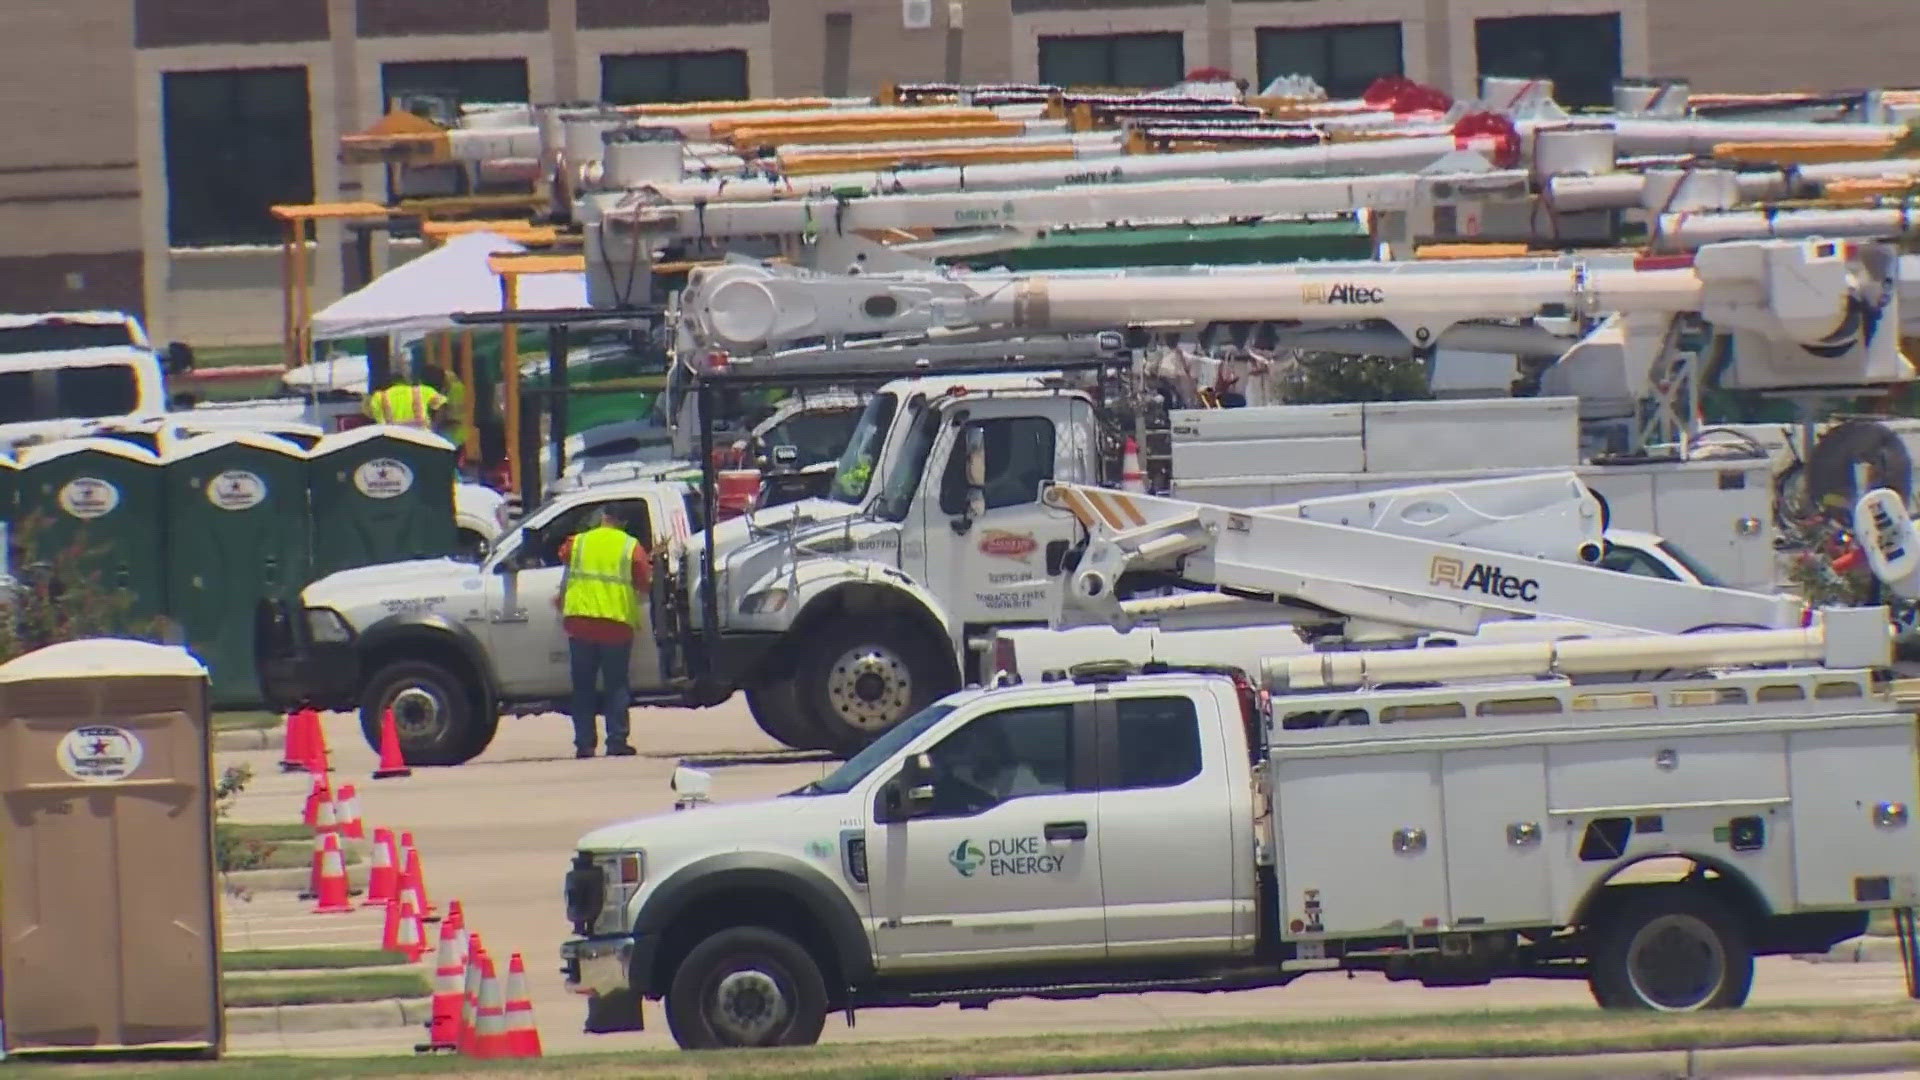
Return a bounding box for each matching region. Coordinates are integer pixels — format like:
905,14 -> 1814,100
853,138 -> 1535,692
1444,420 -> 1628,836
16,438 -> 168,628
161,432 -> 312,708
307,425 -> 458,578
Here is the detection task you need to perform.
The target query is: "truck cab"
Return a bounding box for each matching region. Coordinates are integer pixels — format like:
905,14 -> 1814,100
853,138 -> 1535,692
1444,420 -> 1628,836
261,478 -> 694,765
685,377 -> 1104,754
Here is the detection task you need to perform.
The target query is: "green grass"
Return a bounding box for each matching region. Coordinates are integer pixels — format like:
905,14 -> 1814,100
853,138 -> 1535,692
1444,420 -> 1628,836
223,947 -> 411,972
213,711 -> 284,732
248,841 -> 362,871
221,970 -> 429,1009
17,1003 -> 1920,1078
219,822 -> 312,844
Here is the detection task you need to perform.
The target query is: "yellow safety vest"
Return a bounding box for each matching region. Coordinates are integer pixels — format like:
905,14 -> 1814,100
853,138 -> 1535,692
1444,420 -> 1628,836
562,526 -> 641,626
443,373 -> 470,447
367,383 -> 444,427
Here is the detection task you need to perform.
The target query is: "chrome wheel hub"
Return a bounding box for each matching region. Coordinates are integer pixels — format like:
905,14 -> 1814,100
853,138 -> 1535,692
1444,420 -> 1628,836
1626,913 -> 1724,1010
825,644 -> 911,730
710,969 -> 787,1043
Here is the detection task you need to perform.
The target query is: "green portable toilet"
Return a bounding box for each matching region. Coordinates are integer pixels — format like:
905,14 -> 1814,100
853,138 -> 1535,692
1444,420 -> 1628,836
308,425 -> 458,578
16,437 -> 168,627
162,432 -> 312,708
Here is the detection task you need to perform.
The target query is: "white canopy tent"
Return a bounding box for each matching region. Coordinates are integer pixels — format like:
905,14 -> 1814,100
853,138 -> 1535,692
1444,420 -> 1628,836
308,230 -> 587,340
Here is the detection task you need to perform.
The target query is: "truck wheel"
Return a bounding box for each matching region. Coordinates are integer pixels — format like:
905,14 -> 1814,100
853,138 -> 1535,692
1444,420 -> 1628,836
359,660 -> 482,767
745,678 -> 830,751
664,926 -> 827,1050
798,619 -> 951,756
1587,887 -> 1753,1011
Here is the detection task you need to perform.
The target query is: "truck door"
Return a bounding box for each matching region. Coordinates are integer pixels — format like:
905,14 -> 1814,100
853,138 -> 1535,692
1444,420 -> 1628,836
922,400 -> 1086,629
483,497 -> 657,699
865,697 -> 1105,971
1093,690 -> 1238,957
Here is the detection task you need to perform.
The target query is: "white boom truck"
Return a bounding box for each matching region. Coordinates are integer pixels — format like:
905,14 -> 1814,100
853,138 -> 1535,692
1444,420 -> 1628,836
559,606 -> 1917,1049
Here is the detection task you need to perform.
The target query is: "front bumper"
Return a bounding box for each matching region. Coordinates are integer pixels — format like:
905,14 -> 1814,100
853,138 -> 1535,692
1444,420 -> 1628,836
561,935 -> 635,997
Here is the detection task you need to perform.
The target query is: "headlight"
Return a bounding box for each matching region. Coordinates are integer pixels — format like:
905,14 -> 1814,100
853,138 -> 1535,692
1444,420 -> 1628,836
568,849 -> 646,935
304,607 -> 352,644
740,587 -> 789,614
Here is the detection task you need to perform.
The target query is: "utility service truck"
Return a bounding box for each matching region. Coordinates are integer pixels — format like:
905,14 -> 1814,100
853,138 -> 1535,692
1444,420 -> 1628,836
257,234 -> 1912,763
559,605 -> 1916,1049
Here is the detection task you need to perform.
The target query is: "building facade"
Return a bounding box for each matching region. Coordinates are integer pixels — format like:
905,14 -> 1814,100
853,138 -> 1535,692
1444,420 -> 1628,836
1,0 -> 1913,345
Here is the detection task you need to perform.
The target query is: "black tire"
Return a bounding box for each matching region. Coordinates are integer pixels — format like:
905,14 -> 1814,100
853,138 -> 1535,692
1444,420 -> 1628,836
795,617 -> 954,757
745,677 -> 830,751
1588,886 -> 1753,1011
359,660 -> 484,767
664,926 -> 828,1050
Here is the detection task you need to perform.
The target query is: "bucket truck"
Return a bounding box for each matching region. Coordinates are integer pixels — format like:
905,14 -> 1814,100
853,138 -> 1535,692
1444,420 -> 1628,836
560,605 -> 1914,1048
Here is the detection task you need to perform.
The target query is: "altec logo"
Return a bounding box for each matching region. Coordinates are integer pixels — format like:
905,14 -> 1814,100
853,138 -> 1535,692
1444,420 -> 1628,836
1302,282 -> 1385,305
1429,556 -> 1542,602
978,530 -> 1038,561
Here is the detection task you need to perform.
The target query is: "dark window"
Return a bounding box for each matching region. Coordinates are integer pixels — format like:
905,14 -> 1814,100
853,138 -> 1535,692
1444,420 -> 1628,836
527,499 -> 652,568
923,703 -> 1074,817
1038,32 -> 1183,89
1475,13 -> 1621,109
161,67 -> 315,247
603,50 -> 748,105
1596,544 -> 1680,581
1256,23 -> 1403,99
380,58 -> 529,115
0,365 -> 142,424
941,416 -> 1057,515
0,323 -> 137,355
1108,696 -> 1202,790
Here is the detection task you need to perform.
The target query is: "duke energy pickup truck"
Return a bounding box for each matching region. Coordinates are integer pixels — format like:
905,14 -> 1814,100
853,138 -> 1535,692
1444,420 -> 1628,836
560,606 -> 1916,1049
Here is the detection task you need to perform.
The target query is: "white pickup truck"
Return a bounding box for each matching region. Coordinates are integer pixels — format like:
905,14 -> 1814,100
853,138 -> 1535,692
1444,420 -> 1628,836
559,608 -> 1912,1050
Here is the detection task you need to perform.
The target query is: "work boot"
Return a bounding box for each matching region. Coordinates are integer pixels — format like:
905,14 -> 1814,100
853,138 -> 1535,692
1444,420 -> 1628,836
575,746 -> 595,759
606,744 -> 636,758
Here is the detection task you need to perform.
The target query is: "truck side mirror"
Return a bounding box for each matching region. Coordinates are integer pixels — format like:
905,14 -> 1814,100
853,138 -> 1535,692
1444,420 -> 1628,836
165,341 -> 195,375
884,752 -> 936,820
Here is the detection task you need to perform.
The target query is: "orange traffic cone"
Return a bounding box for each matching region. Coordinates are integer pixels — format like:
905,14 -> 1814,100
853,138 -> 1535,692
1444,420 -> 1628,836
418,914 -> 465,1052
1121,435 -> 1146,493
311,833 -> 352,914
278,708 -> 309,772
399,843 -> 437,920
472,954 -> 508,1059
373,708 -> 412,779
503,953 -> 543,1058
336,784 -> 365,840
396,896 -> 428,961
313,790 -> 340,840
457,935 -> 485,1055
363,827 -> 398,908
306,708 -> 332,774
301,769 -> 332,829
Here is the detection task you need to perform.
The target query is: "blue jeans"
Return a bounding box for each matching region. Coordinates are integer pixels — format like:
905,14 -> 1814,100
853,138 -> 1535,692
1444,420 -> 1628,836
568,637 -> 633,751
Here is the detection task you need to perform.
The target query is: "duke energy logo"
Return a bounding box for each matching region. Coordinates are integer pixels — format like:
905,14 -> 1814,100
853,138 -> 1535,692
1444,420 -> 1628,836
949,839 -> 986,877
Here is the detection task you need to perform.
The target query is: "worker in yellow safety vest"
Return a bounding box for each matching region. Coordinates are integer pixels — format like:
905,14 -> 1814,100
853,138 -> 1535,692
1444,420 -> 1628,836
364,375 -> 447,430
554,505 -> 652,758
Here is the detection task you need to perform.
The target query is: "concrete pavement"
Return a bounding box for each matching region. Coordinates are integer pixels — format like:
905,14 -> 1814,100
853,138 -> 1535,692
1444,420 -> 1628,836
218,699 -> 1920,1058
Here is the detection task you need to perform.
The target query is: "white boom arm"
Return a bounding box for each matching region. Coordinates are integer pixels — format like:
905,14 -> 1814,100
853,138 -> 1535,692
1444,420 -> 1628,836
1046,474 -> 1805,640
675,237 -> 1911,393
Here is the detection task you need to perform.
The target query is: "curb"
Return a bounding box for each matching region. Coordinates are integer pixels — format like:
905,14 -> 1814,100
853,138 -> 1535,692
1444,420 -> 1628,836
1041,1041 -> 1920,1079
223,860 -> 370,893
215,727 -> 286,753
225,997 -> 431,1037
1797,935 -> 1907,964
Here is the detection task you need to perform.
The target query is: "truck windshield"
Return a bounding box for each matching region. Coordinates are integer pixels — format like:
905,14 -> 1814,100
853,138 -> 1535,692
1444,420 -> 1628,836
873,403 -> 939,522
0,364 -> 141,423
827,392 -> 898,504
0,322 -> 136,355
790,702 -> 958,797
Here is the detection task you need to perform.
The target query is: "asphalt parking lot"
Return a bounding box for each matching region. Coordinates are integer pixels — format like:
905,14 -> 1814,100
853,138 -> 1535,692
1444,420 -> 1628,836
219,698 -> 1920,1058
